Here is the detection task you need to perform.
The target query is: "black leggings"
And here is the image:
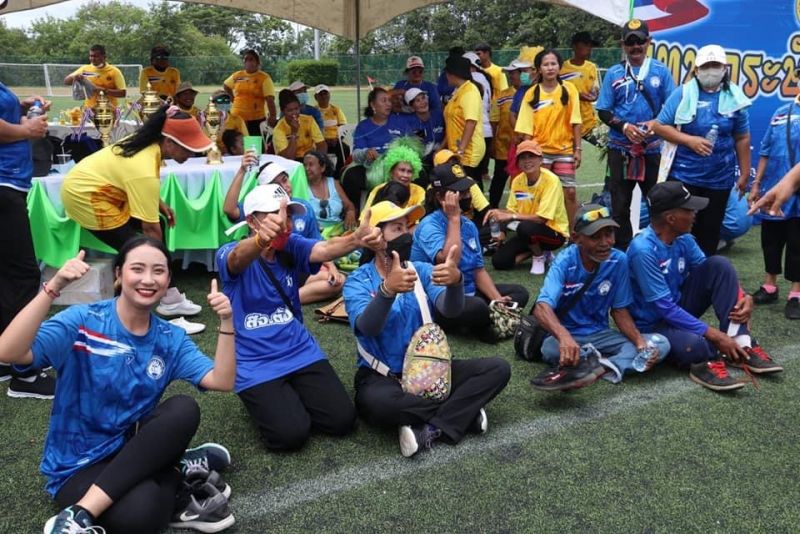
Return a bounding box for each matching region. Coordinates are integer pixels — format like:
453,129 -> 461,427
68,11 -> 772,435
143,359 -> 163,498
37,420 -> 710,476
435,283 -> 529,334
677,182 -> 730,257
607,149 -> 659,250
238,359 -> 356,451
488,159 -> 508,209
492,221 -> 566,270
761,218 -> 800,281
55,395 -> 200,534
0,188 -> 40,333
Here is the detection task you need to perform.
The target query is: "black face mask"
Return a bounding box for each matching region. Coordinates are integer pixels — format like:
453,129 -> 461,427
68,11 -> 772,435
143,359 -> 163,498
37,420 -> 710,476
459,197 -> 472,213
386,233 -> 413,262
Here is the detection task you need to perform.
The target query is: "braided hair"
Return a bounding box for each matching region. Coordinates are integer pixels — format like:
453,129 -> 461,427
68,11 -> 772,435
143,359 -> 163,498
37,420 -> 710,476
528,49 -> 568,109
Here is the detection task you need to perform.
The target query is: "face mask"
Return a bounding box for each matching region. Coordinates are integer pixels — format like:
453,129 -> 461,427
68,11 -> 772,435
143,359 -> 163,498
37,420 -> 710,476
459,197 -> 472,213
216,103 -> 231,113
297,93 -> 309,105
385,233 -> 413,262
696,67 -> 725,89
270,230 -> 291,251
520,72 -> 532,85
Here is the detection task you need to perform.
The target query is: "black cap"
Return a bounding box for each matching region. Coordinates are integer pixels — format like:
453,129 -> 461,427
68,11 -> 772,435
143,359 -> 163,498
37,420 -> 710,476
474,42 -> 492,53
572,31 -> 600,46
445,56 -> 472,81
647,182 -> 709,214
431,162 -> 475,192
150,45 -> 169,59
573,204 -> 619,236
622,18 -> 650,40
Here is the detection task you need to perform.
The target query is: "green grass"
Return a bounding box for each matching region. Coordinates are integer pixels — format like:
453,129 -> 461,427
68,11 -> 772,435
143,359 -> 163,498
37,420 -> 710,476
2,144 -> 799,532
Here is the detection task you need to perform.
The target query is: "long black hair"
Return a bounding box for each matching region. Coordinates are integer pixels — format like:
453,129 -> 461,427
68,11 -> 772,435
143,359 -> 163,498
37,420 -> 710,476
364,87 -> 388,118
528,49 -> 569,109
114,106 -> 192,157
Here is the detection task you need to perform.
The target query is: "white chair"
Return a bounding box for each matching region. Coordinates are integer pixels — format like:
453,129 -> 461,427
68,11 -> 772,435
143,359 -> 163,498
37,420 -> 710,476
337,124 -> 355,162
259,120 -> 273,149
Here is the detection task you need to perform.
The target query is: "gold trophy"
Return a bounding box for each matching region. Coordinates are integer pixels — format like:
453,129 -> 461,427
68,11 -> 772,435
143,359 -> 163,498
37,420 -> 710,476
140,82 -> 161,123
204,97 -> 223,165
93,91 -> 114,147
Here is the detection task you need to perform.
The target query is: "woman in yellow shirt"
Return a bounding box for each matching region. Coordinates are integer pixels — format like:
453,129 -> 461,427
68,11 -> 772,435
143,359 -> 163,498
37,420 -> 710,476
362,143 -> 425,215
442,56 -> 486,182
273,89 -> 326,161
482,140 -> 568,272
514,49 -> 582,228
223,49 -> 277,135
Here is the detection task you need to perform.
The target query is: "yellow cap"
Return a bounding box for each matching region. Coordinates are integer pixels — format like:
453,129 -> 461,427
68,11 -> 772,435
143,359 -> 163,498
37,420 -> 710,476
433,149 -> 457,166
367,201 -> 425,227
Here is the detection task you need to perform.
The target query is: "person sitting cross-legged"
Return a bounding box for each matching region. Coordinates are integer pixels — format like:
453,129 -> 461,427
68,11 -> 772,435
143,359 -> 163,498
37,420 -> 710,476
628,182 -> 782,392
531,204 -> 670,391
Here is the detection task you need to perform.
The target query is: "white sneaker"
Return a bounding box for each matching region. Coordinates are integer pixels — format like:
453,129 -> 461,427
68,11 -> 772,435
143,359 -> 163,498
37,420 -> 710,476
169,317 -> 206,335
530,255 -> 546,275
157,293 -> 202,316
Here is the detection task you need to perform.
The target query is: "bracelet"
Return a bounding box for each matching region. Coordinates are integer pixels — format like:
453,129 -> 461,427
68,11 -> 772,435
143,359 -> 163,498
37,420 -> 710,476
42,281 -> 60,299
254,234 -> 271,250
218,329 -> 234,336
378,282 -> 395,298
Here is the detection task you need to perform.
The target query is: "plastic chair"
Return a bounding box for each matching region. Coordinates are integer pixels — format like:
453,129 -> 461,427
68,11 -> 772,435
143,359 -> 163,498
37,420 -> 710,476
337,124 -> 355,162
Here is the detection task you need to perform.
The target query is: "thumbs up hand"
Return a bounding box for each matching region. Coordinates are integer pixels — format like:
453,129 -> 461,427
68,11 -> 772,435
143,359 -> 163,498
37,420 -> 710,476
207,278 -> 233,321
383,251 -> 417,295
353,208 -> 383,251
431,244 -> 462,286
50,250 -> 90,293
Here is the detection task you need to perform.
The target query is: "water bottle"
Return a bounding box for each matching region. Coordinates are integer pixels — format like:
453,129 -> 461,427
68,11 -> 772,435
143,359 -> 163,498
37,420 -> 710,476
27,100 -> 44,119
632,339 -> 658,372
489,218 -> 502,240
704,124 -> 719,150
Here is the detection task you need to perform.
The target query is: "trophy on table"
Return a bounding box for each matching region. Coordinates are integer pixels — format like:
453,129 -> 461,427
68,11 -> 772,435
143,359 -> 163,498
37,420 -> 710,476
92,91 -> 114,147
139,82 -> 162,123
204,97 -> 223,165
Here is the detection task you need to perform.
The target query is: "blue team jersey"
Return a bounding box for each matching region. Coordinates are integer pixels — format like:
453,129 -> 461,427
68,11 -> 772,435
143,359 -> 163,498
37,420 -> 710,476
596,60 -> 675,147
410,210 -> 484,296
343,261 -> 445,375
510,84 -> 531,115
352,114 -> 406,153
399,110 -> 445,157
536,246 -> 633,336
393,79 -> 441,112
0,83 -> 33,191
301,104 -> 324,131
235,197 -> 321,240
657,86 -> 750,190
626,226 -> 707,331
24,299 -> 213,496
757,103 -> 800,220
217,234 -> 324,392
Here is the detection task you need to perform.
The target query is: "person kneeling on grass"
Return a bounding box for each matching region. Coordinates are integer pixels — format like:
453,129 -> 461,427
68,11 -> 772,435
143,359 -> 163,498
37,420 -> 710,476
531,204 -> 670,391
0,237 -> 237,534
482,140 -> 569,273
343,201 -> 510,457
628,182 -> 782,392
218,183 -> 383,451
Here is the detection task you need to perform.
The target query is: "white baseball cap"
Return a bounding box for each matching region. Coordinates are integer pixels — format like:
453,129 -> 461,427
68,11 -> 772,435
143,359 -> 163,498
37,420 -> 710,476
314,84 -> 330,95
288,80 -> 307,92
462,51 -> 481,68
257,162 -> 289,185
224,184 -> 306,235
695,45 -> 727,67
502,59 -> 532,71
404,88 -> 427,105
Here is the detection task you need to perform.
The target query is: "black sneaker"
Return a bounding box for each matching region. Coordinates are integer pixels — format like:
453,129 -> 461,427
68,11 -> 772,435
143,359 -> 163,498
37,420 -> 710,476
785,298 -> 800,320
689,360 -> 744,391
169,482 -> 235,533
752,286 -> 779,305
399,424 -> 442,458
0,364 -> 11,382
468,408 -> 488,435
8,371 -> 55,399
729,344 -> 783,374
182,466 -> 231,499
180,443 -> 231,475
43,505 -> 104,533
530,355 -> 605,392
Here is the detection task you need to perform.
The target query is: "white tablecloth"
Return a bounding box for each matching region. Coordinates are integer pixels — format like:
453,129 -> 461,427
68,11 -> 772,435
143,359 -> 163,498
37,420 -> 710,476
47,120 -> 139,143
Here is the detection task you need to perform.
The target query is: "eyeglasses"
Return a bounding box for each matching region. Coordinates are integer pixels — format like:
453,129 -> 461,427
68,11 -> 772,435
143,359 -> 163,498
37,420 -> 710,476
578,207 -> 610,224
624,36 -> 647,46
319,199 -> 329,219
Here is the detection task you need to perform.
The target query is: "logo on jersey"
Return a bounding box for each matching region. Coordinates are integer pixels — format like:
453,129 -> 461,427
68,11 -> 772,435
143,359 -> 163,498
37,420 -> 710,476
467,238 -> 478,251
531,99 -> 554,112
146,356 -> 166,380
659,258 -> 672,274
697,100 -> 711,109
294,218 -> 306,233
598,280 -> 612,296
562,282 -> 584,297
514,191 -> 535,201
73,327 -> 134,358
649,76 -> 661,88
244,308 -> 294,329
286,275 -> 293,287
560,72 -> 582,82
147,76 -> 164,83
611,77 -> 634,91
677,257 -> 686,273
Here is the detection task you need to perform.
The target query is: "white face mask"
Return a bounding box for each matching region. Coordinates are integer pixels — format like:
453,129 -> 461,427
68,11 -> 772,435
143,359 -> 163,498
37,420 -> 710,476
696,67 -> 726,89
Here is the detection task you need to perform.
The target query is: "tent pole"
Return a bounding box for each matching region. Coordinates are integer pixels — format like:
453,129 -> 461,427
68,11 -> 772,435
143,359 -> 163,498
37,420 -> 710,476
355,0 -> 361,116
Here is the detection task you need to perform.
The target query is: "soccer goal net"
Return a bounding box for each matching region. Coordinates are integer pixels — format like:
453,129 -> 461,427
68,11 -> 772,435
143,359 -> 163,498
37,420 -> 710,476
0,63 -> 143,97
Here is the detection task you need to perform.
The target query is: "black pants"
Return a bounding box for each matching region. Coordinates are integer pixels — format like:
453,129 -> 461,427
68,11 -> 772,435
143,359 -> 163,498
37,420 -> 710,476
0,188 -> 40,333
238,359 -> 356,451
761,218 -> 800,281
607,149 -> 659,250
677,182 -> 730,257
341,164 -> 367,212
492,221 -> 566,270
353,357 -> 510,443
488,159 -> 508,209
436,283 -> 529,333
55,395 -> 199,534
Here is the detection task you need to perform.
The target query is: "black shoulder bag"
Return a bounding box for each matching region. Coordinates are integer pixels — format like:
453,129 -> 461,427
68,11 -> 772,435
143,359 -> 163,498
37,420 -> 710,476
257,257 -> 303,324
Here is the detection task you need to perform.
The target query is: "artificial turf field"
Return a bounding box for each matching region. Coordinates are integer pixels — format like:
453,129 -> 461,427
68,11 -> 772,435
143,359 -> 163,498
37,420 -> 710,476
1,108 -> 800,532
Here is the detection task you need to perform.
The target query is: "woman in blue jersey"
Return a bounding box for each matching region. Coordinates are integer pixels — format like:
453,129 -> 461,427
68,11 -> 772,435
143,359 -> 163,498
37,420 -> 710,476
343,201 -> 510,457
652,44 -> 751,256
0,237 -> 237,534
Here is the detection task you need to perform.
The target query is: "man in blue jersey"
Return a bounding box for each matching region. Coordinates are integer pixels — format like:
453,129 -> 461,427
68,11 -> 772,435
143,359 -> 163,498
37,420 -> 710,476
596,19 -> 675,250
628,182 -> 782,392
288,80 -> 324,131
531,204 -> 670,391
395,56 -> 441,113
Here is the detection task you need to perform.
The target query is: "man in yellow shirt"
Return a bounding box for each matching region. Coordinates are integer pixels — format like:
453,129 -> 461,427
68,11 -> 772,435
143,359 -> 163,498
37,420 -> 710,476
475,43 -> 508,95
63,44 -> 126,108
482,140 -> 568,272
139,45 -> 181,99
313,84 -> 349,175
174,82 -> 200,120
560,32 -> 600,142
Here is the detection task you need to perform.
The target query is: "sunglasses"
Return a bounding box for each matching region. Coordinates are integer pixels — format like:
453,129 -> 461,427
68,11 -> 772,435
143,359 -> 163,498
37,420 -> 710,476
319,199 -> 329,219
153,55 -> 169,60
624,36 -> 647,46
578,207 -> 610,224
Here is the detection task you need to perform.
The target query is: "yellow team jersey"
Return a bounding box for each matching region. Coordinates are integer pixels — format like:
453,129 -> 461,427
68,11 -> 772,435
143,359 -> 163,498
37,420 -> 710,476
363,182 -> 426,215
559,59 -> 599,136
62,143 -> 162,231
218,113 -> 250,152
514,81 -> 582,155
484,63 -> 509,94
491,87 -> 516,161
70,63 -> 126,108
506,169 -> 569,237
139,66 -> 180,98
444,82 -> 486,168
273,115 -> 324,158
317,104 -> 347,141
223,70 -> 275,122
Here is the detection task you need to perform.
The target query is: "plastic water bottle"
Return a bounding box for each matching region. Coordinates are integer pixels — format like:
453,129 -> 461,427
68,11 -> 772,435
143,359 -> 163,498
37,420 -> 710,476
632,339 -> 658,372
705,124 -> 719,150
27,100 -> 44,119
489,218 -> 502,240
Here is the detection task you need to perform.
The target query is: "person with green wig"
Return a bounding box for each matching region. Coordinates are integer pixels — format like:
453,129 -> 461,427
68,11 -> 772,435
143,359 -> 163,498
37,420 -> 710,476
362,141 -> 426,220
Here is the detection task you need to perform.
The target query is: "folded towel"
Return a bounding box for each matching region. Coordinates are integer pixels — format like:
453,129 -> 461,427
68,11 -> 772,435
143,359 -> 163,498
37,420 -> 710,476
675,80 -> 751,125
